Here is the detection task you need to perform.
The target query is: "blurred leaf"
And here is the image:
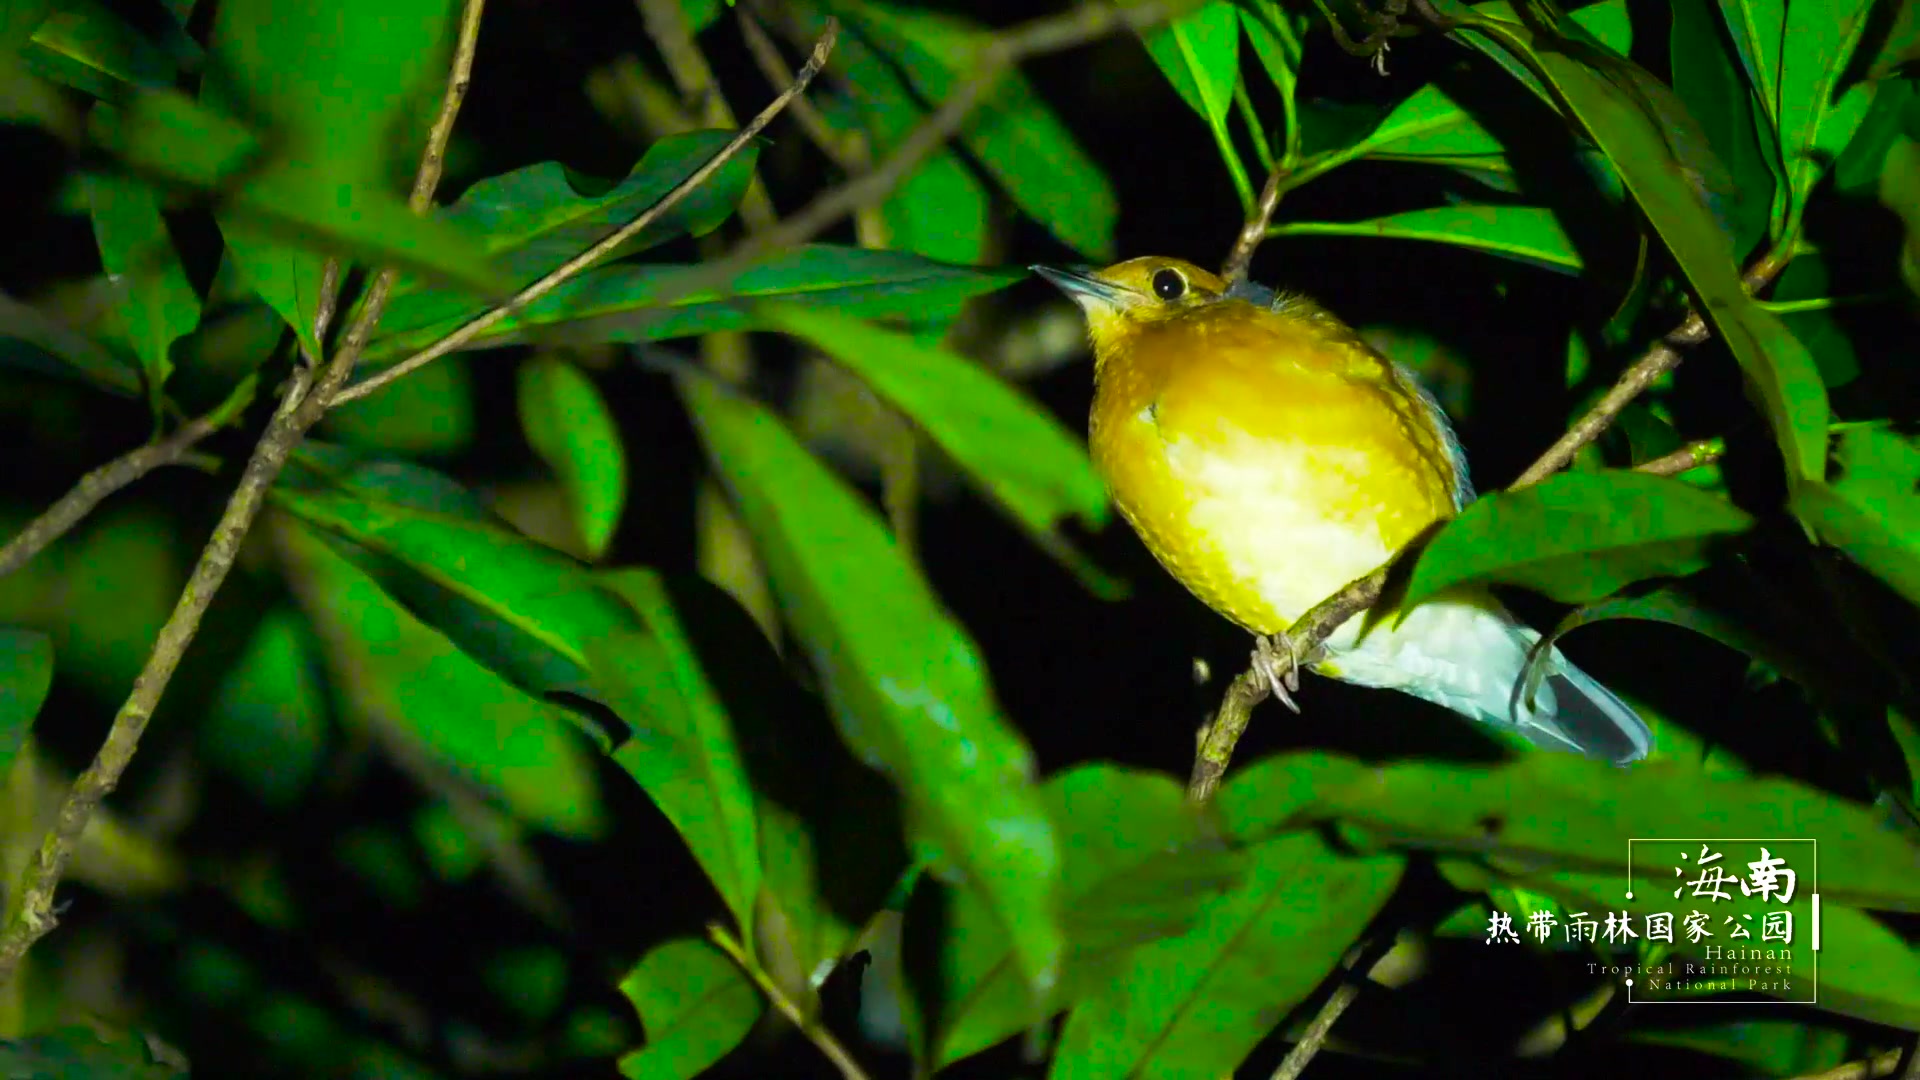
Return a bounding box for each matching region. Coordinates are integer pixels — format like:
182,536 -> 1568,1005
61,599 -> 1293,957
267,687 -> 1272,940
1864,0 -> 1920,78
683,0 -> 722,33
1883,130 -> 1920,300
1630,1018 -> 1848,1075
681,374 -> 1064,1008
364,244 -> 1020,363
203,606 -> 329,809
1671,0 -> 1777,256
1052,833 -> 1402,1080
319,352 -> 476,456
23,0 -> 193,99
92,90 -> 508,362
1217,751 -> 1920,911
0,1024 -> 187,1078
0,289 -> 142,396
1272,204 -> 1582,273
485,946 -> 569,1023
589,570 -> 761,933
617,938 -> 762,1080
922,766 -> 1245,1067
83,161 -> 200,413
759,304 -> 1112,586
1403,470 -> 1754,608
812,6 -> 989,264
272,444 -> 642,736
0,627 -> 52,779
1791,423 -> 1920,606
837,0 -> 1117,259
1777,0 -> 1878,226
1460,8 -> 1831,481
282,522 -> 605,839
518,358 -> 626,560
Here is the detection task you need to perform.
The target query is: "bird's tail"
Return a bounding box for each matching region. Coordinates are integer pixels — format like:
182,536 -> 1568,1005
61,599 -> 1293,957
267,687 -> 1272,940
1512,644 -> 1654,765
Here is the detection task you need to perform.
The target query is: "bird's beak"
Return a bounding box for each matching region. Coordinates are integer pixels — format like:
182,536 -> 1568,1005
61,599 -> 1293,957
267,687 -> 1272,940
1032,265 -> 1134,313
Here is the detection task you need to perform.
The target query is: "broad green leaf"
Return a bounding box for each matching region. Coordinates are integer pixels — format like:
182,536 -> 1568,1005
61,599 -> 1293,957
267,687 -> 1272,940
1791,423 -> 1920,606
837,0 -> 1117,259
197,0 -> 501,354
83,162 -> 200,413
922,766 -> 1245,1067
617,939 -> 762,1080
319,353 -> 476,457
1671,0 -> 1777,255
1141,1 -> 1240,129
1239,0 -> 1305,107
371,131 -> 763,339
1777,0 -> 1878,227
1715,0 -> 1784,130
271,444 -> 642,735
518,359 -> 626,560
202,606 -> 329,809
0,627 -> 53,780
1403,470 -> 1754,609
1272,204 -> 1582,274
1052,833 -> 1401,1080
1217,751 -> 1920,911
281,522 -> 605,839
363,245 -> 1021,364
1457,11 -> 1829,481
1358,84 -> 1505,161
681,374 -> 1064,1007
589,570 -> 761,933
91,90 -> 508,361
758,304 -> 1111,581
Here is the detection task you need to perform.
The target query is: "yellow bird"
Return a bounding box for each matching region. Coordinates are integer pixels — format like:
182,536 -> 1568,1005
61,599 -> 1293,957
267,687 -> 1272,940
1037,256 -> 1651,764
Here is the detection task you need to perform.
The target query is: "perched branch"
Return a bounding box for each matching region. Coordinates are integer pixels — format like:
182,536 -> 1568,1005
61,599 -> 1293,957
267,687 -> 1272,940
1509,317 -> 1701,488
707,923 -> 873,1080
1220,159 -> 1291,287
331,20 -> 839,408
0,414 -> 221,579
1270,982 -> 1360,1080
0,0 -> 488,988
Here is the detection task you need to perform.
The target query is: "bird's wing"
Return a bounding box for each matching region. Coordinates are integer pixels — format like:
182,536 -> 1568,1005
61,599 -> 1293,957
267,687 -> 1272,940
1390,361 -> 1475,510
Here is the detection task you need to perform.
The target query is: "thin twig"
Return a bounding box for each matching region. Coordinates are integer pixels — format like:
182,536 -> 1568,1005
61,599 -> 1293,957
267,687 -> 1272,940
738,7 -> 869,175
0,0 -> 488,988
1221,159 -> 1291,287
1634,439 -> 1724,478
0,414 -> 220,579
1270,982 -> 1360,1080
707,923 -> 873,1080
331,20 -> 839,408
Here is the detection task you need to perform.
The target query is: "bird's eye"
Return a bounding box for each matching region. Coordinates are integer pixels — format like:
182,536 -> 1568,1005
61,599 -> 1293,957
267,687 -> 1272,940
1151,268 -> 1187,301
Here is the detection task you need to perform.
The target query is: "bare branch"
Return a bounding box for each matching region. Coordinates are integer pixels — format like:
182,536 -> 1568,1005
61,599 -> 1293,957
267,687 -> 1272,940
1221,160 -> 1291,287
1635,438 -> 1725,478
1269,982 -> 1360,1080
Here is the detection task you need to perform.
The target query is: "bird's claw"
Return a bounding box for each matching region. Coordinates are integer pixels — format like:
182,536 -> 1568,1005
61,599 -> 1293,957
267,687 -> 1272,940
1253,633 -> 1303,713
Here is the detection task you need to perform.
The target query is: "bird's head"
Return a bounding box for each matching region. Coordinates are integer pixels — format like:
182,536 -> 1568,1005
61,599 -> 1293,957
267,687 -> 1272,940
1032,256 -> 1234,366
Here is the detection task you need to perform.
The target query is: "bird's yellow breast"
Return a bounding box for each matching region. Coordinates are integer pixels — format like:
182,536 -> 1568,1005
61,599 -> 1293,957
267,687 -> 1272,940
1090,301 -> 1459,634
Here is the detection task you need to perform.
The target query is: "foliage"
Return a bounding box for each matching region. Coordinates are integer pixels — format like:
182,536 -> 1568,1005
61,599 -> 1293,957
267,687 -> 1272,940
1,0 -> 1919,1077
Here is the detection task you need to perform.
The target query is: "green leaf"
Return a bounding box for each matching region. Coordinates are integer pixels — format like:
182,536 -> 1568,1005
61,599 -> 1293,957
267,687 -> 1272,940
1052,834 -> 1402,1080
518,359 -> 626,560
1141,1 -> 1240,131
83,162 -> 200,414
271,444 -> 642,736
0,290 -> 141,396
1777,0 -> 1878,228
363,244 -> 1020,364
1239,0 -> 1304,123
1403,470 -> 1755,608
1671,0 -> 1777,256
681,374 -> 1064,1008
617,939 -> 762,1080
588,570 -> 761,933
1457,11 -> 1830,481
837,0 -> 1117,259
757,304 -> 1112,584
1791,423 -> 1920,606
281,521 -> 605,839
1272,204 -> 1583,274
193,0 -> 503,353
318,353 -> 476,457
1217,751 -> 1920,912
1358,84 -> 1505,161
1715,0 -> 1784,131
1864,0 -> 1920,79
23,0 -> 194,99
921,766 -> 1245,1067
203,606 -> 330,809
0,627 -> 53,780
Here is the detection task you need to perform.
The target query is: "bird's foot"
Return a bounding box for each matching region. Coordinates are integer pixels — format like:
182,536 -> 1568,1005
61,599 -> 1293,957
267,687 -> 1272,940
1252,632 -> 1303,714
